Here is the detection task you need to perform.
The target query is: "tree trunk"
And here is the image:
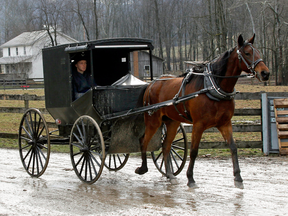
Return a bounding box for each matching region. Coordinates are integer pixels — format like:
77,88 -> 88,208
153,0 -> 164,59
93,0 -> 99,39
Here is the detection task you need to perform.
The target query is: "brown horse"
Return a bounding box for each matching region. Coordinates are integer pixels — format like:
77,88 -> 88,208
135,34 -> 269,188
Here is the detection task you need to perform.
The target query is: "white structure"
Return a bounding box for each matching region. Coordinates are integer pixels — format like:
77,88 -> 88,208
0,30 -> 77,79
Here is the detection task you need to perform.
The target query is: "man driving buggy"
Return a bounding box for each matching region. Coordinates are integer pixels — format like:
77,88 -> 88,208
72,53 -> 96,100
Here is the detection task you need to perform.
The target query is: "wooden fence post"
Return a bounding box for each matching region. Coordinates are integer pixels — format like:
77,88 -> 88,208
24,93 -> 29,109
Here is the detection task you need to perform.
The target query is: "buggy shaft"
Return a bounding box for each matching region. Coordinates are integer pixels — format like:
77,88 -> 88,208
102,88 -> 209,121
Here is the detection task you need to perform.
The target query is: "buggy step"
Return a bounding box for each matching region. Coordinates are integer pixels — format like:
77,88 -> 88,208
49,137 -> 70,145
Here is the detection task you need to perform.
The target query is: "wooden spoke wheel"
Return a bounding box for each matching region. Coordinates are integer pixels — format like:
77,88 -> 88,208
69,115 -> 105,184
151,123 -> 188,176
104,153 -> 129,171
18,108 -> 50,177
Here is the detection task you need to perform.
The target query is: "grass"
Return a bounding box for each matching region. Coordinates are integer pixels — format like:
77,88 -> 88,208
1,84 -> 288,156
0,138 -> 18,149
197,148 -> 263,158
0,89 -> 45,95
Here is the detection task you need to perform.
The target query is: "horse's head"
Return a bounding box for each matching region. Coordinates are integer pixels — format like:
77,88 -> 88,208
237,34 -> 270,82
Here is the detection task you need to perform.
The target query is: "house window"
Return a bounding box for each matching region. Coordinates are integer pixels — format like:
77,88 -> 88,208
11,65 -> 16,73
5,65 -> 9,73
8,48 -> 11,56
16,47 -> 18,55
144,65 -> 150,71
144,65 -> 150,76
24,46 -> 26,55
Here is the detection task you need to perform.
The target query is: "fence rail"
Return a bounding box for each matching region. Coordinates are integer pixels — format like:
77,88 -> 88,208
0,78 -> 44,90
1,92 -> 288,149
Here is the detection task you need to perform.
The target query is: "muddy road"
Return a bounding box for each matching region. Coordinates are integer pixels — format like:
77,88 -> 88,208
1,148 -> 288,215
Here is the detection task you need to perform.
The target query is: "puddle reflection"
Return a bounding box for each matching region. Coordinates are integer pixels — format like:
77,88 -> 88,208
22,178 -> 48,191
75,179 -> 187,209
233,191 -> 244,214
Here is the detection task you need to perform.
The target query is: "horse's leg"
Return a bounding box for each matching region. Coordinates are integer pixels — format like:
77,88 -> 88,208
186,123 -> 205,188
218,121 -> 243,188
162,121 -> 181,183
135,116 -> 162,175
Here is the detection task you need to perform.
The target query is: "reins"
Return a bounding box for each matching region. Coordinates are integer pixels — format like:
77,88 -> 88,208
185,69 -> 255,79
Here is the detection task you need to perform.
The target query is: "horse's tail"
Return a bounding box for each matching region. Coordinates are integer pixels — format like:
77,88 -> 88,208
136,85 -> 148,108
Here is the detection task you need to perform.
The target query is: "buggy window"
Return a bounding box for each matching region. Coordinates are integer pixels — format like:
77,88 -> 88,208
92,49 -> 130,86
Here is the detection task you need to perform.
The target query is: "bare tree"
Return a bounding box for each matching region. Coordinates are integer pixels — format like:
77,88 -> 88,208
0,0 -> 288,85
74,0 -> 91,41
37,0 -> 66,46
153,0 -> 164,59
94,0 -> 99,39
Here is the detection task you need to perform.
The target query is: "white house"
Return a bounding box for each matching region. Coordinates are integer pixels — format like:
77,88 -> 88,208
0,30 -> 78,79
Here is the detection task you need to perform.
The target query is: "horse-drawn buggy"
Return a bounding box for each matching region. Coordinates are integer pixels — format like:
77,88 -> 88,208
18,38 -> 189,184
18,35 -> 270,187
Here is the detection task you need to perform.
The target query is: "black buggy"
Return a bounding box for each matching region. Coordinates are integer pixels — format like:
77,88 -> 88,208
18,38 -> 188,184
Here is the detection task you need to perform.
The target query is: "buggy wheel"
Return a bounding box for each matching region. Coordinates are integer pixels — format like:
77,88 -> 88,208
69,115 -> 105,184
151,123 -> 188,176
18,108 -> 50,177
104,153 -> 129,171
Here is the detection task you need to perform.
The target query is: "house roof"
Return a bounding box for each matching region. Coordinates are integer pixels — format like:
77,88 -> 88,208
137,51 -> 164,62
0,30 -> 77,48
0,56 -> 33,64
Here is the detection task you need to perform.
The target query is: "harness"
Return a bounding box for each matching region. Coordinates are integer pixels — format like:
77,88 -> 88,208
145,43 -> 263,122
204,63 -> 238,101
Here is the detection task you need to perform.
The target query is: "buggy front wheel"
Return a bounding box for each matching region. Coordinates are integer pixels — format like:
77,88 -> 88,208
69,115 -> 105,184
18,108 -> 50,177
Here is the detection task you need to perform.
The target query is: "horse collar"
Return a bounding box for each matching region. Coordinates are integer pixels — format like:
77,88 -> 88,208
204,64 -> 238,101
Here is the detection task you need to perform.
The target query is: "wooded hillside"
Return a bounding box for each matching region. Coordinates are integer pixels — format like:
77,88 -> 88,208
0,0 -> 287,84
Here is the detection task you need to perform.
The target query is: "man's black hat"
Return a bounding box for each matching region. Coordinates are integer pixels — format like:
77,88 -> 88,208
73,52 -> 87,64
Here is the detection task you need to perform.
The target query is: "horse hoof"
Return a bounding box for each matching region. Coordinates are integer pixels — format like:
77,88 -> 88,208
135,167 -> 148,175
234,176 -> 243,182
187,182 -> 198,188
169,178 -> 179,185
234,181 -> 244,189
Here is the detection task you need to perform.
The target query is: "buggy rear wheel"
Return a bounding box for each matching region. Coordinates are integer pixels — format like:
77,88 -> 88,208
105,153 -> 129,171
18,108 -> 50,177
69,115 -> 105,184
151,123 -> 188,176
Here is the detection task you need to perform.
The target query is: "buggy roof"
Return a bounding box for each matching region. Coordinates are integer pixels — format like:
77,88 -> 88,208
63,38 -> 154,53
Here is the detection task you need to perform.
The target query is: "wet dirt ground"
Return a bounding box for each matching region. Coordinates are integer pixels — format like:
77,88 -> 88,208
1,148 -> 288,216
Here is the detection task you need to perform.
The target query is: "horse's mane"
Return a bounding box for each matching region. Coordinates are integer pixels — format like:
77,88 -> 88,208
211,47 -> 235,77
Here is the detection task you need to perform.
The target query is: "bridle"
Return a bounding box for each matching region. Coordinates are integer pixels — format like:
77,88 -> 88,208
184,43 -> 264,79
236,42 -> 263,76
